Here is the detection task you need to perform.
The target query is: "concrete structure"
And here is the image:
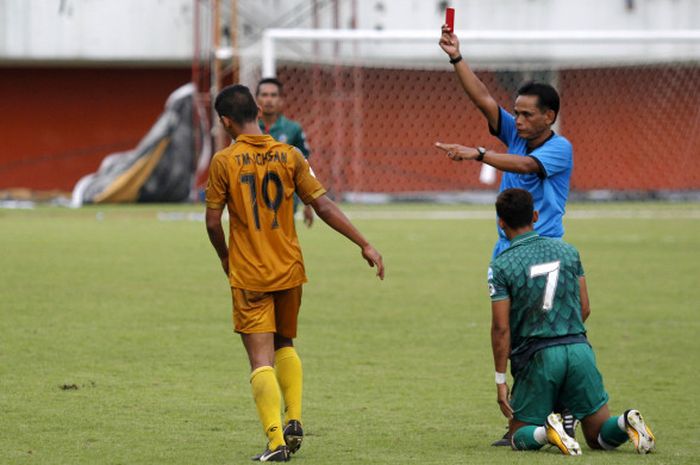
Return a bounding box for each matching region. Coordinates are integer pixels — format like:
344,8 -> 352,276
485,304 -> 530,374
0,0 -> 193,64
3,1 -> 700,66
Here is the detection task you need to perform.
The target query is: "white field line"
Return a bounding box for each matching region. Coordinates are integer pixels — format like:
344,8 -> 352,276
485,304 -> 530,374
567,210 -> 700,220
156,209 -> 700,222
343,209 -> 700,220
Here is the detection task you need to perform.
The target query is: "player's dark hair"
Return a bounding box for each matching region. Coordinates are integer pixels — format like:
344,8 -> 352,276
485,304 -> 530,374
214,84 -> 259,125
496,188 -> 534,229
517,81 -> 560,121
256,77 -> 283,96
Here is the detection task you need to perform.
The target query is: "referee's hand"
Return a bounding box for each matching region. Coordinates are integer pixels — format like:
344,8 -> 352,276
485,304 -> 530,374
435,142 -> 477,161
439,24 -> 460,59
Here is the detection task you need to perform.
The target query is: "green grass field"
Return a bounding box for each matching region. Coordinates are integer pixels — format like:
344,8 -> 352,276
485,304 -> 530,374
1,202 -> 699,464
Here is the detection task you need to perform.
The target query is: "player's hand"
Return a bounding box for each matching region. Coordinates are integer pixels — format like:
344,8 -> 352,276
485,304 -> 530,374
439,24 -> 461,59
220,256 -> 230,277
496,383 -> 513,419
303,205 -> 314,228
434,142 -> 478,161
361,244 -> 385,280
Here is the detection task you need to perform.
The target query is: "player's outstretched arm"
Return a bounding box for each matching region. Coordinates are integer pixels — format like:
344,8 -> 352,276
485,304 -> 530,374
309,195 -> 385,280
439,24 -> 499,129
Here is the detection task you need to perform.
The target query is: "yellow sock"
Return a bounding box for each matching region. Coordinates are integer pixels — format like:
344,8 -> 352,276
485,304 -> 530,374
275,347 -> 303,424
250,366 -> 285,450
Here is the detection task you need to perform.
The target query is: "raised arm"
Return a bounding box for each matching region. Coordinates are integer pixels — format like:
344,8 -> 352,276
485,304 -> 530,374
439,25 -> 500,129
309,195 -> 384,280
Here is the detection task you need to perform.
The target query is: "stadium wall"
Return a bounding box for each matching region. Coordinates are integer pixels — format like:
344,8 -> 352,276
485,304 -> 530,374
0,67 -> 190,191
2,64 -> 698,195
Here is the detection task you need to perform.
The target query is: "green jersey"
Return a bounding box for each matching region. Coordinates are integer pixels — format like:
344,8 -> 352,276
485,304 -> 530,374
259,115 -> 310,158
488,231 -> 586,360
259,115 -> 311,213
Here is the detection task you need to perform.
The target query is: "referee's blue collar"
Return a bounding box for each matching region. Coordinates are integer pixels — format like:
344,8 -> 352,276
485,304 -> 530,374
510,230 -> 539,246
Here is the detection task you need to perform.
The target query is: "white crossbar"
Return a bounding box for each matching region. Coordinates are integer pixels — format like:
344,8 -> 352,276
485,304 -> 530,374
254,28 -> 700,77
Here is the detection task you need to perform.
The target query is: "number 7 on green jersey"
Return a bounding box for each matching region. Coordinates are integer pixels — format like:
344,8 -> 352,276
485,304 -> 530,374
529,261 -> 560,312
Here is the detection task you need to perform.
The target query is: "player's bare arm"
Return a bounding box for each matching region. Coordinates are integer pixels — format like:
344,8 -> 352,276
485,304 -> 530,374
205,206 -> 230,276
439,25 -> 499,129
309,195 -> 385,280
434,142 -> 541,175
579,276 -> 591,322
491,298 -> 513,419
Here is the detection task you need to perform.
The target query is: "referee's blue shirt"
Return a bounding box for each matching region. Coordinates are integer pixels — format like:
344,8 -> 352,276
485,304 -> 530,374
491,106 -> 573,258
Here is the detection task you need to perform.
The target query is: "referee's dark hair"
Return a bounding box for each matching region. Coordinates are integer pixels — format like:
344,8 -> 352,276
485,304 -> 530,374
517,81 -> 560,122
496,188 -> 534,229
256,77 -> 283,96
214,84 -> 259,125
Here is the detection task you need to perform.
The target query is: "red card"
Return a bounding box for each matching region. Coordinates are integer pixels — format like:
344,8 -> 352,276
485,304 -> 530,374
445,8 -> 455,32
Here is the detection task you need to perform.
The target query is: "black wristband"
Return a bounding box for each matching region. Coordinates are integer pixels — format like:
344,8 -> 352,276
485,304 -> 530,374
476,146 -> 487,162
449,54 -> 463,64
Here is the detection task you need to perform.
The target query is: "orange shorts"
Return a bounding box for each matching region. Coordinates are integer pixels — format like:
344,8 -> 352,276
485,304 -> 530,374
231,285 -> 302,338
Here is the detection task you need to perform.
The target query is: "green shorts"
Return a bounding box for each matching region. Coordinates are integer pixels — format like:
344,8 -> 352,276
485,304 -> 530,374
510,343 -> 609,424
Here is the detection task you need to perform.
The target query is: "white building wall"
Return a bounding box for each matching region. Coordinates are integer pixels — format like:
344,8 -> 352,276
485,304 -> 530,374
354,0 -> 700,31
259,0 -> 700,71
0,0 -> 193,63
0,0 -> 698,65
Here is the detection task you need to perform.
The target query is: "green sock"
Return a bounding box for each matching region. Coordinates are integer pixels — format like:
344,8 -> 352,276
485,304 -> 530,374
512,426 -> 545,450
599,416 -> 628,448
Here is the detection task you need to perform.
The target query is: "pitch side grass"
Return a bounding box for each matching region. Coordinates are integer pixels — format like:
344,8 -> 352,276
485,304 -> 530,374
1,203 -> 698,464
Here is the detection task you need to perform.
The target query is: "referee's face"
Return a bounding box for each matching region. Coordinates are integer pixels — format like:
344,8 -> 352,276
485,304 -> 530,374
513,95 -> 553,141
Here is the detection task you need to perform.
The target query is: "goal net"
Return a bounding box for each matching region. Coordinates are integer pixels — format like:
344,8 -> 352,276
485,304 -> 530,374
223,28 -> 700,201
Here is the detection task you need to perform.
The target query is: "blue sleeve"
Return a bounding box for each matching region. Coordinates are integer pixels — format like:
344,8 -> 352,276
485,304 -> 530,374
530,137 -> 572,179
489,106 -> 518,147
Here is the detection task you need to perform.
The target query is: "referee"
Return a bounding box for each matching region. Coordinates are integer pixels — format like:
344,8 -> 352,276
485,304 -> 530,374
434,23 -> 576,445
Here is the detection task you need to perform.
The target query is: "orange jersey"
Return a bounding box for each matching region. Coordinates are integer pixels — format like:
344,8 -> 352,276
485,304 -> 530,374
206,134 -> 326,291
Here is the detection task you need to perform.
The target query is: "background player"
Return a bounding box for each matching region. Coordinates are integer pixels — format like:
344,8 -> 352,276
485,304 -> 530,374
488,188 -> 655,455
257,78 -> 315,228
205,84 -> 384,462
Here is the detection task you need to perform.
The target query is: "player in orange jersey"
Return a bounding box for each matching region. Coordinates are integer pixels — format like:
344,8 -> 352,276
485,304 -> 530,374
205,84 -> 384,462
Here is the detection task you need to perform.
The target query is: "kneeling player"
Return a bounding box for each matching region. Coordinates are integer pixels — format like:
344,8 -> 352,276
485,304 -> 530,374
488,188 -> 655,455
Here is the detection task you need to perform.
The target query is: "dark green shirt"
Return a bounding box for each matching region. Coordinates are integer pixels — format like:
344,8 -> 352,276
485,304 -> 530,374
488,231 -> 586,358
259,115 -> 310,159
